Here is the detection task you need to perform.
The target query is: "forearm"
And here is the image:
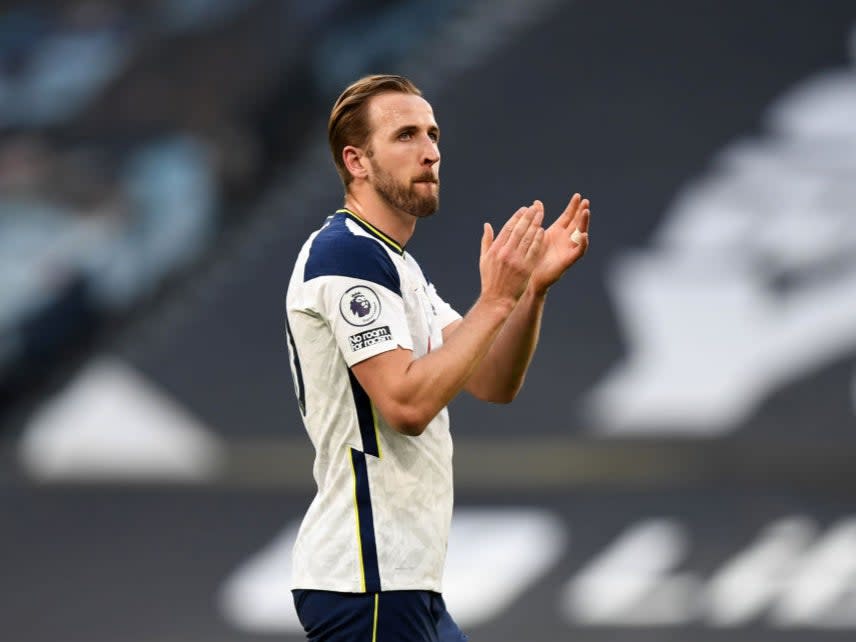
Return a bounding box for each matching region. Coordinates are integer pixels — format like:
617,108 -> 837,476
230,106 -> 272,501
354,203 -> 548,434
357,296 -> 514,435
465,285 -> 547,402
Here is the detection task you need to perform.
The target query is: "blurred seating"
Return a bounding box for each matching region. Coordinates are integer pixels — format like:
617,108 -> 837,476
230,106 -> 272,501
0,3 -> 133,128
0,1 -> 253,397
0,0 -> 467,412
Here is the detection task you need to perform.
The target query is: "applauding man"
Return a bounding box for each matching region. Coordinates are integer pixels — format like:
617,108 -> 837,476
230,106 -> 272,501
284,74 -> 590,642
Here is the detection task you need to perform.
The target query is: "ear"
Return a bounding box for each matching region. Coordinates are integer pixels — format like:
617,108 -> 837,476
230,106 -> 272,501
343,145 -> 369,181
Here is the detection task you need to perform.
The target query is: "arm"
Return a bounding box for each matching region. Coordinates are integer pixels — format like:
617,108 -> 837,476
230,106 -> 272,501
450,195 -> 591,402
351,205 -> 545,436
444,286 -> 546,403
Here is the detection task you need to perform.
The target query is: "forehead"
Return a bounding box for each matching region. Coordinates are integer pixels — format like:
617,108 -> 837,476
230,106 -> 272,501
367,92 -> 437,134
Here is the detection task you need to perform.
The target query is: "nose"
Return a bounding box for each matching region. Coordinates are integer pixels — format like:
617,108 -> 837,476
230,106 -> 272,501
421,135 -> 440,167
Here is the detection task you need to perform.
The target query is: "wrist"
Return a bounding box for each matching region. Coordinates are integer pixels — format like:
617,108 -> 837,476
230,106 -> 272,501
475,294 -> 517,319
528,279 -> 550,299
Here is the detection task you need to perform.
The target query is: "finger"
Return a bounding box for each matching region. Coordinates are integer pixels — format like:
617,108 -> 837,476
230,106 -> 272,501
575,232 -> 589,256
505,203 -> 537,247
575,208 -> 591,234
532,200 -> 545,228
481,222 -> 494,257
494,206 -> 527,246
518,208 -> 543,250
557,193 -> 581,229
571,201 -> 590,230
526,226 -> 545,264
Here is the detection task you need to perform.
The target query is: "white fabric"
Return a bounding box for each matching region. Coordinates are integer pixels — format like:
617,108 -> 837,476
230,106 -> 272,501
285,212 -> 461,593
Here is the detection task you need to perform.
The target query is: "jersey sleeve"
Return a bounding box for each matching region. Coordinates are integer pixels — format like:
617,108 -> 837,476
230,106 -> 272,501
426,281 -> 462,330
304,231 -> 412,367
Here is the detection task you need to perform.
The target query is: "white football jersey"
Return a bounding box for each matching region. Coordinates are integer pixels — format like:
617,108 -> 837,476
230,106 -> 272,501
285,209 -> 462,593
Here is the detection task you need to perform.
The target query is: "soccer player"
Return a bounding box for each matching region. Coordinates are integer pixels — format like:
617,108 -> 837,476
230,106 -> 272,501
285,74 -> 590,641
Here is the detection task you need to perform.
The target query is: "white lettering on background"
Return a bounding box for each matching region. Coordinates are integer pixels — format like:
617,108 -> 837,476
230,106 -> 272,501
586,27 -> 856,435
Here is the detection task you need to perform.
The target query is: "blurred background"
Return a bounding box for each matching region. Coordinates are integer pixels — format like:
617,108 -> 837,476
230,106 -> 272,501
2,0 -> 856,640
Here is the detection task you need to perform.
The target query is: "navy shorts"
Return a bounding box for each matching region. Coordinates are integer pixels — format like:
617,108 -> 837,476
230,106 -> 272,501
292,589 -> 469,642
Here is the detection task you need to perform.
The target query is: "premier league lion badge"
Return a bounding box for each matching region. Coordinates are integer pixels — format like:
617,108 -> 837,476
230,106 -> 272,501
339,285 -> 382,326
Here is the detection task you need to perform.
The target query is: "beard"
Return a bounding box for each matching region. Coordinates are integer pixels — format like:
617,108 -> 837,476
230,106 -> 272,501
370,157 -> 439,218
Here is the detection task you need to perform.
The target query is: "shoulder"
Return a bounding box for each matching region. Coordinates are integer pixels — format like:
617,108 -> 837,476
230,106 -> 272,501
304,216 -> 401,295
407,253 -> 430,282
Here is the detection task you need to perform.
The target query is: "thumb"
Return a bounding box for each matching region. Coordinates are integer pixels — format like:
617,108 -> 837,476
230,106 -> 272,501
481,222 -> 494,257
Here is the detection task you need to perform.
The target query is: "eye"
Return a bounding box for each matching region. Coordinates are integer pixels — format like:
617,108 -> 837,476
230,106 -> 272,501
428,131 -> 439,142
398,131 -> 413,141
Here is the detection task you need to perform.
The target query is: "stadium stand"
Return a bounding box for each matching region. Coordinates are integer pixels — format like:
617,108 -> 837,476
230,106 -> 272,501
2,2 -> 856,642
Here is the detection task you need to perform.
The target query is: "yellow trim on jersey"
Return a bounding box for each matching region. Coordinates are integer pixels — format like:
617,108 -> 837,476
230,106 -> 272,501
371,403 -> 383,460
349,450 -> 367,592
372,593 -> 380,642
338,208 -> 404,254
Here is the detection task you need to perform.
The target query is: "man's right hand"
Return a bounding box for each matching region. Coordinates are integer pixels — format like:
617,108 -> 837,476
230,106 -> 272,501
350,202 -> 545,437
479,202 -> 545,310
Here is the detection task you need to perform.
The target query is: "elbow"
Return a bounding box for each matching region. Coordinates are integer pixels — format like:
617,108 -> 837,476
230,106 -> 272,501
493,376 -> 526,404
485,387 -> 519,404
384,404 -> 431,437
470,381 -> 522,404
396,422 -> 429,437
490,389 -> 518,404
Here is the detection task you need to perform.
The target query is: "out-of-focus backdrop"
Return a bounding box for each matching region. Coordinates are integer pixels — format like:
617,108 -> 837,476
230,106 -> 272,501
2,1 -> 856,640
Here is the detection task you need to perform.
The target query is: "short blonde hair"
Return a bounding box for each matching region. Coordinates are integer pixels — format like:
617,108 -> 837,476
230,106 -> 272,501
328,74 -> 422,187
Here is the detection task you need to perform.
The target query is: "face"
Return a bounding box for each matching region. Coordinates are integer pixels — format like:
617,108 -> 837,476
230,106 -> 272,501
364,92 -> 441,218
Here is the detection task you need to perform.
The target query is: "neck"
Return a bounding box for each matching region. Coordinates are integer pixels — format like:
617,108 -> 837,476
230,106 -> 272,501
344,186 -> 417,248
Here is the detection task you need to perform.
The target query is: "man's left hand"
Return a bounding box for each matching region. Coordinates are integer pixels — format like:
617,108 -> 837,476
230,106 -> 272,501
529,193 -> 591,295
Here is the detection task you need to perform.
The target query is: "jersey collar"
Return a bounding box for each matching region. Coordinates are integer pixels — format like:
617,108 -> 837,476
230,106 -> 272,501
337,208 -> 405,255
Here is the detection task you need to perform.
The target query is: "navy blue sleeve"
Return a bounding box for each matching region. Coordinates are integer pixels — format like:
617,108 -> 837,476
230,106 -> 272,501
303,228 -> 401,297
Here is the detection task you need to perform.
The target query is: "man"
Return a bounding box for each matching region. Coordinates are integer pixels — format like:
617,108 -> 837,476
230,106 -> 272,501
284,74 -> 590,641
